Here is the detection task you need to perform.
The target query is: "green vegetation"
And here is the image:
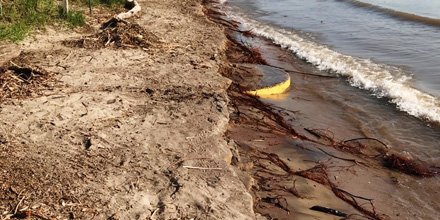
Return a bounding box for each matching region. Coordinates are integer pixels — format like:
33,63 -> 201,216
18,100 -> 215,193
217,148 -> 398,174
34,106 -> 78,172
75,0 -> 125,9
96,0 -> 125,7
0,0 -> 58,41
65,10 -> 86,27
0,0 -> 124,42
0,22 -> 30,42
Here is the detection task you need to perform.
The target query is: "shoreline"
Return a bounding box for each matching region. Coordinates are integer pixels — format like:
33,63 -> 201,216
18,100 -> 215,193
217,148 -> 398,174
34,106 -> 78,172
203,1 -> 440,219
1,0 -> 438,219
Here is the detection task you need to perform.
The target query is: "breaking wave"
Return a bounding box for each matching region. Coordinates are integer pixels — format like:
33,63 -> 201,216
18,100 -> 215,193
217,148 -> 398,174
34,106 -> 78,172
233,15 -> 440,123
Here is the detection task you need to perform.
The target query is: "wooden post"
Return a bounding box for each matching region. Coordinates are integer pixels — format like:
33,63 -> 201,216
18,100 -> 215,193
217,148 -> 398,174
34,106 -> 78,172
0,1 -> 3,17
88,0 -> 92,15
62,0 -> 69,16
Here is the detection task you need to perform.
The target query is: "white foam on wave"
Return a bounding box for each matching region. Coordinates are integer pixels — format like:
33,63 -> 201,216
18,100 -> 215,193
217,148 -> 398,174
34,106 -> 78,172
233,15 -> 440,123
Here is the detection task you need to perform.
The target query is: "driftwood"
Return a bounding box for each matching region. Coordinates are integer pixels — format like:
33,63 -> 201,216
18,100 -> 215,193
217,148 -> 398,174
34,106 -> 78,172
62,0 -> 69,15
116,0 -> 141,20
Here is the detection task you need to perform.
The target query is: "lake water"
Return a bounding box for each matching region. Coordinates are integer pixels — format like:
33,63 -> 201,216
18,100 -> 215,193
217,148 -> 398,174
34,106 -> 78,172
217,0 -> 440,219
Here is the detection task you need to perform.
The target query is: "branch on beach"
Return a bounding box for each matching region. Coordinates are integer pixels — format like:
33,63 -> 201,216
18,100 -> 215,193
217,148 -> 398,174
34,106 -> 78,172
316,147 -> 366,166
116,0 -> 141,20
235,139 -> 384,219
100,0 -> 141,29
296,164 -> 384,220
342,137 -> 388,148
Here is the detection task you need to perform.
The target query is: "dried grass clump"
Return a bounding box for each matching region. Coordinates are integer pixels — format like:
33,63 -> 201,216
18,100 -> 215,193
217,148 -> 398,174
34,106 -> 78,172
63,21 -> 160,49
0,60 -> 54,102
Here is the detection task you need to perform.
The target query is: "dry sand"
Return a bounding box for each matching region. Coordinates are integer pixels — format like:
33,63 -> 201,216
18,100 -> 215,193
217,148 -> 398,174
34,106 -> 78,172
0,0 -> 259,219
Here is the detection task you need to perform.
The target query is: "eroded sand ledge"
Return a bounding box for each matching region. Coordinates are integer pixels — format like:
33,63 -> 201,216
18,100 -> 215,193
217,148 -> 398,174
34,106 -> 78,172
0,0 -> 258,219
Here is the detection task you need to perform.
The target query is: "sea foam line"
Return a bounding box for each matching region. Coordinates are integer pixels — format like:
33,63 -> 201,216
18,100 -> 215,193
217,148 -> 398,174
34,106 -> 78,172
233,15 -> 440,123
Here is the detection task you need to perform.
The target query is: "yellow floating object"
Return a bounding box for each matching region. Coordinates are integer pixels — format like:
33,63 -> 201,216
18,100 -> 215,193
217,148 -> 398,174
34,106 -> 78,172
246,75 -> 291,96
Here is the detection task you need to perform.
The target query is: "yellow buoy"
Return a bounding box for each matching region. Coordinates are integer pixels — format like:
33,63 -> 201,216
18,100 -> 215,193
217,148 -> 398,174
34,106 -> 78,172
246,76 -> 291,96
243,64 -> 291,97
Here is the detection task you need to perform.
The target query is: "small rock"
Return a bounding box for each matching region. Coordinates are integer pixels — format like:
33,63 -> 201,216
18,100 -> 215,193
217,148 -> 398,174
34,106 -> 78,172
83,136 -> 92,150
200,62 -> 213,69
145,88 -> 155,96
135,34 -> 144,40
0,135 -> 6,144
210,53 -> 218,60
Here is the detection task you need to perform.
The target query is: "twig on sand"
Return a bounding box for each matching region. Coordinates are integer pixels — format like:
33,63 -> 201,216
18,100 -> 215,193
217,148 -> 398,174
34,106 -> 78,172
335,187 -> 373,202
9,61 -> 22,68
182,166 -> 222,170
149,208 -> 160,220
105,32 -> 112,47
170,157 -> 213,169
342,137 -> 388,148
14,195 -> 25,214
316,147 -> 365,165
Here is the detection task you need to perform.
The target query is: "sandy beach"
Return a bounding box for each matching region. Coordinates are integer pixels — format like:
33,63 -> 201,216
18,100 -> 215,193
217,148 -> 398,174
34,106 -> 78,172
1,0 -> 439,219
0,0 -> 257,219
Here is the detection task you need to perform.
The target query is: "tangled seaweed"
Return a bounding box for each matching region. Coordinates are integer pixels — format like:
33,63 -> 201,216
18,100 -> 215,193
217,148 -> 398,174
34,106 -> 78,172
63,21 -> 160,49
303,128 -> 438,177
241,143 -> 385,219
382,153 -> 436,177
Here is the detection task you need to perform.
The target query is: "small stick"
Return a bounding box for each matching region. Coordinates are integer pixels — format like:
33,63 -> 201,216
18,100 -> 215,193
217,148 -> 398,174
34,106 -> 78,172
9,61 -> 22,68
316,147 -> 365,165
304,128 -> 322,139
182,166 -> 222,170
335,187 -> 373,201
105,33 -> 112,47
150,208 -> 160,219
14,196 -> 25,214
342,137 -> 388,148
88,0 -> 92,15
7,72 -> 26,83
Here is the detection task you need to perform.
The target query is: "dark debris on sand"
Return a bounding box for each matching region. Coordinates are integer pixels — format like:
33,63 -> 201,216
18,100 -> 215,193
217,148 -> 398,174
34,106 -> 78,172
0,54 -> 55,102
63,21 -> 161,49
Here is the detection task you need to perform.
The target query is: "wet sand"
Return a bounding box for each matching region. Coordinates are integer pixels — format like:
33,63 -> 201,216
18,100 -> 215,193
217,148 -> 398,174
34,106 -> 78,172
204,1 -> 440,219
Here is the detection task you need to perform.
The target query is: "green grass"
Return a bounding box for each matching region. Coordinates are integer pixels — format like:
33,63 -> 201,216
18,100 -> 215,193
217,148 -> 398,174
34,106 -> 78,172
97,0 -> 125,7
75,0 -> 125,9
0,0 -> 61,42
0,23 -> 30,42
65,10 -> 86,27
0,0 -> 124,42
